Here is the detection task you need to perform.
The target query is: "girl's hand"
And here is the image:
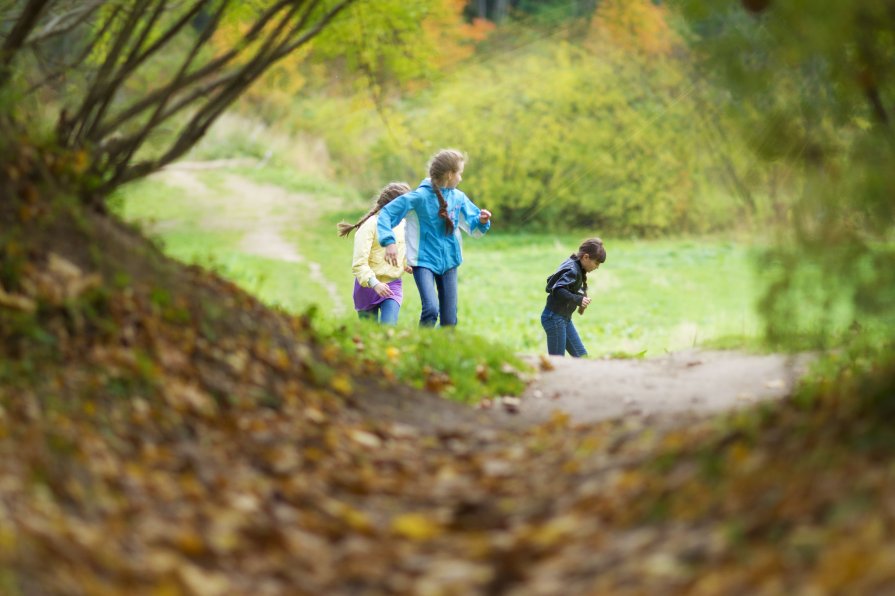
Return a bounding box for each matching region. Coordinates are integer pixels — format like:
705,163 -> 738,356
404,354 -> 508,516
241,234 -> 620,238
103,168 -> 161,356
373,283 -> 394,298
479,209 -> 492,224
404,265 -> 413,274
384,244 -> 398,266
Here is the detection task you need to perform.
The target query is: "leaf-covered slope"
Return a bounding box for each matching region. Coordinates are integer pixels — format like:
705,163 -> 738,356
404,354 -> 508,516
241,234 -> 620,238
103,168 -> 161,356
2,153 -> 895,594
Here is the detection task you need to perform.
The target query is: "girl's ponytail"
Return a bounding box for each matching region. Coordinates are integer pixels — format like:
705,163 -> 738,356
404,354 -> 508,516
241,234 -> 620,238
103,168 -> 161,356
336,221 -> 359,237
337,181 -> 412,237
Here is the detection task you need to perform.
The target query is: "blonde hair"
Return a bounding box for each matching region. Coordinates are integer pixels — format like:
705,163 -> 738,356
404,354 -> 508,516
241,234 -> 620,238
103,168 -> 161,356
428,148 -> 465,235
337,182 -> 412,237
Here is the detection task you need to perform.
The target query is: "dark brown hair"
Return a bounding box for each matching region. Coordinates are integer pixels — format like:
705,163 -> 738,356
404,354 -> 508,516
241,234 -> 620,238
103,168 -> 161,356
428,149 -> 465,235
575,237 -> 607,263
337,182 -> 412,237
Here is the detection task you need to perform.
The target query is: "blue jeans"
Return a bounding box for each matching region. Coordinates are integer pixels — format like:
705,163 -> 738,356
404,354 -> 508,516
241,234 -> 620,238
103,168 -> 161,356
412,266 -> 458,327
541,308 -> 587,357
358,298 -> 400,325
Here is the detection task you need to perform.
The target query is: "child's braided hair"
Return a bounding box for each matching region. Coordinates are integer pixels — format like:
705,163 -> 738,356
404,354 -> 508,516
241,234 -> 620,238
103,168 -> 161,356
337,182 -> 412,237
427,149 -> 465,235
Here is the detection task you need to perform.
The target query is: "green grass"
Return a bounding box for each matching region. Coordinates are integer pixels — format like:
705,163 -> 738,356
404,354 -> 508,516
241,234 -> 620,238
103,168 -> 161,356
110,165 -> 811,400
458,234 -> 764,357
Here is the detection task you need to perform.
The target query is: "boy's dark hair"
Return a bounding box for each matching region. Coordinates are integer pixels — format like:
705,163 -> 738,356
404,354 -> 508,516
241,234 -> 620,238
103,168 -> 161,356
576,237 -> 606,263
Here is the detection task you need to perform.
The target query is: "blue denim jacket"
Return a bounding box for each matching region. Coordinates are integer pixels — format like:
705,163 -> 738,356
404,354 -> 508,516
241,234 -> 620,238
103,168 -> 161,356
377,179 -> 490,275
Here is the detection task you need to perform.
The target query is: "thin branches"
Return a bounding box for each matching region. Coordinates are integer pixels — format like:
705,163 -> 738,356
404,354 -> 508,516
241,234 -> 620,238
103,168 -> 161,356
0,0 -> 52,85
21,0 -> 105,49
4,0 -> 360,202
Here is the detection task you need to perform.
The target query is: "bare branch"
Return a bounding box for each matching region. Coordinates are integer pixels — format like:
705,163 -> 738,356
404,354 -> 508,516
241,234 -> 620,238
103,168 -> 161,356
102,0 -> 359,193
22,0 -> 105,48
107,0 -> 234,177
29,3 -> 119,95
67,1 -> 147,143
93,0 -> 295,140
80,0 -> 171,141
0,0 -> 52,85
866,86 -> 889,126
54,4 -> 124,141
125,0 -> 207,73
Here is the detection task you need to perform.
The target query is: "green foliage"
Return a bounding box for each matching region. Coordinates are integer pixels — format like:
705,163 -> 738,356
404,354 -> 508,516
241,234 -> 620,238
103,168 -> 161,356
677,0 -> 895,353
296,22 -> 759,236
372,40 -> 720,235
312,2 -> 444,87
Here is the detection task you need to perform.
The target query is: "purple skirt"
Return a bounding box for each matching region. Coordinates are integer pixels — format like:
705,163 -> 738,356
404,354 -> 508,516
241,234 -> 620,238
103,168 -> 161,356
353,278 -> 403,311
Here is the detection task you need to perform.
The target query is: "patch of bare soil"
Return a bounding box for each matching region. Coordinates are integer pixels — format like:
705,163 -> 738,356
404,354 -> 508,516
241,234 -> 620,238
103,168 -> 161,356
516,349 -> 814,426
154,164 -> 347,316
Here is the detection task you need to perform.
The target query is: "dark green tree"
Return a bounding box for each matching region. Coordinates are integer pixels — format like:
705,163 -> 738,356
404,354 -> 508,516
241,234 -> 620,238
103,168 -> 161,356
678,0 -> 895,351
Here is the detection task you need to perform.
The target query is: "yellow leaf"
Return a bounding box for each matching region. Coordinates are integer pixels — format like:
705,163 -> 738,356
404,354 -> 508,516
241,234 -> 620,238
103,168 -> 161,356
71,150 -> 89,174
385,346 -> 400,362
341,507 -> 374,533
391,513 -> 443,541
529,515 -> 578,548
330,374 -> 353,396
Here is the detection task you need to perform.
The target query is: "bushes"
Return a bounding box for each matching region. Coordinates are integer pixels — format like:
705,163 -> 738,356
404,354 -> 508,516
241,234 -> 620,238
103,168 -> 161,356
346,40 -> 750,236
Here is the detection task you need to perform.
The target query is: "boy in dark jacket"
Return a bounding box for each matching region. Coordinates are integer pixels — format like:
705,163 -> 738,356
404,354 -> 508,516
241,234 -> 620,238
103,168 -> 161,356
541,238 -> 606,357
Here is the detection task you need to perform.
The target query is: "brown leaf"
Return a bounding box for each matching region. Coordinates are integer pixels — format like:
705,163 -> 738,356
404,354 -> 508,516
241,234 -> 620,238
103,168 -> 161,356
0,285 -> 36,312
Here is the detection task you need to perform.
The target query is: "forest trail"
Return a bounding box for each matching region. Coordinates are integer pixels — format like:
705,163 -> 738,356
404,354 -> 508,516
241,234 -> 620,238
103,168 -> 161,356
153,163 -> 348,316
515,350 -> 813,425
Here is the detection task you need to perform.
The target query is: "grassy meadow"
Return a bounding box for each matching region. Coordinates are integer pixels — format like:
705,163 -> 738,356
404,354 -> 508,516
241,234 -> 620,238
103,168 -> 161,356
112,164 -> 772,400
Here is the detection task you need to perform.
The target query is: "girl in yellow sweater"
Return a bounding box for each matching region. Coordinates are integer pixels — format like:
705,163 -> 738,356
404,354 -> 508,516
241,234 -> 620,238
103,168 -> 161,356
337,182 -> 412,324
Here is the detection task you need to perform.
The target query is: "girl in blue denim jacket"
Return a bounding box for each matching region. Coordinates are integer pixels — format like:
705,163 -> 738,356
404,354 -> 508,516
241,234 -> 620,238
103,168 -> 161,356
378,149 -> 492,327
541,238 -> 606,357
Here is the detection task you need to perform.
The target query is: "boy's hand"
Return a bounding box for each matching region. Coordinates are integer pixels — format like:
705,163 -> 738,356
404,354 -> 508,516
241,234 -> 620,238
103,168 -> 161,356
479,209 -> 492,224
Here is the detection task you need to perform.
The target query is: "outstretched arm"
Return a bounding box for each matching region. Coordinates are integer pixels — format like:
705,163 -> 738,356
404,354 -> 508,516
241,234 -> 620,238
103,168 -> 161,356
458,193 -> 491,237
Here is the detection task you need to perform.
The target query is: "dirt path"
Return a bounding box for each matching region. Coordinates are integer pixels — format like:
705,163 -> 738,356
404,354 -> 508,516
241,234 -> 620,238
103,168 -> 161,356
155,164 -> 347,316
514,349 -> 813,426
